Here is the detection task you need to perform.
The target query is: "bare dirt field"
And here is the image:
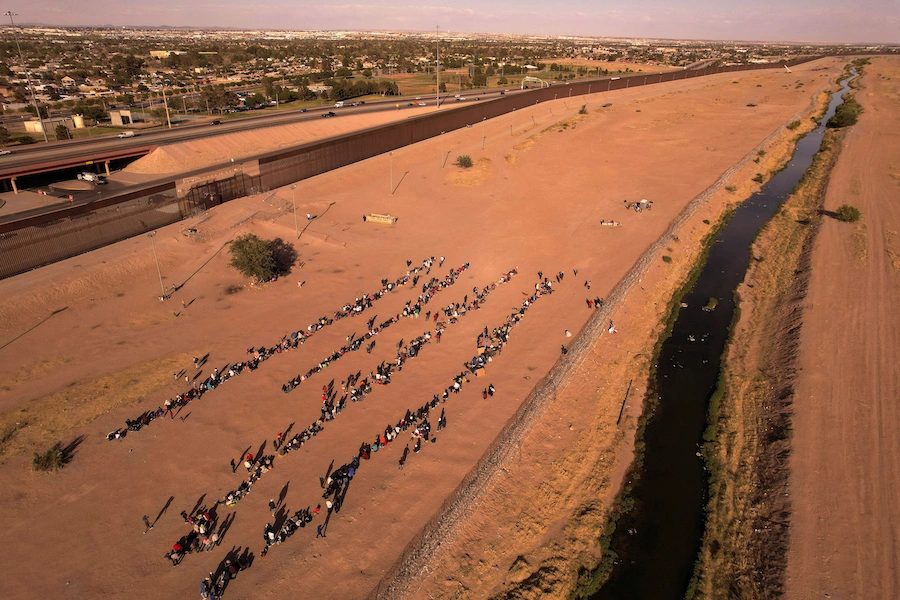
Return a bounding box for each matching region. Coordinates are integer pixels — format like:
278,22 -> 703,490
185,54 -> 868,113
0,58 -> 841,600
786,56 -> 900,600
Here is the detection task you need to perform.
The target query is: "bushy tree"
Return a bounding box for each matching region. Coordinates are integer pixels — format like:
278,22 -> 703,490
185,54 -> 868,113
55,124 -> 70,140
229,233 -> 277,282
834,204 -> 861,223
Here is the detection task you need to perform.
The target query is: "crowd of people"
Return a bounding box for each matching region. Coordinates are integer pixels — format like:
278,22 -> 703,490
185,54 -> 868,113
281,263 -> 470,392
108,257 -> 444,442
134,258 -> 588,599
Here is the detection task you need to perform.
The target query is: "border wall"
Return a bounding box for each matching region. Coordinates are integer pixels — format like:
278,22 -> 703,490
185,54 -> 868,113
0,58 -> 818,280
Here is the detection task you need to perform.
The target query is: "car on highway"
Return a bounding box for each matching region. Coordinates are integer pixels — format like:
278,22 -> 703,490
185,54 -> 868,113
0,149 -> 11,156
210,120 -> 222,125
417,102 -> 427,106
456,97 -> 467,101
118,131 -> 135,138
300,108 -> 307,112
322,111 -> 336,118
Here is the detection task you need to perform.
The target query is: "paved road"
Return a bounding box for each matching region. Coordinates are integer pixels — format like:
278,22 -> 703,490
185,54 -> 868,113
0,87 -> 525,180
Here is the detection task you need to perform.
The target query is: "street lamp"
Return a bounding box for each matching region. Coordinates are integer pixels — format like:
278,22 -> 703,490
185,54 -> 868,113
481,117 -> 486,150
6,11 -> 48,143
148,231 -> 166,299
389,152 -> 394,194
291,185 -> 298,238
440,132 -> 445,168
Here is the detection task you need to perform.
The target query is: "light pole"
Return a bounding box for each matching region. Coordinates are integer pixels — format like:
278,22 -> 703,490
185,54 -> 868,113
291,185 -> 298,238
6,11 -> 48,143
481,117 -> 486,150
148,231 -> 166,299
440,131 -> 445,168
389,152 -> 393,194
435,26 -> 441,109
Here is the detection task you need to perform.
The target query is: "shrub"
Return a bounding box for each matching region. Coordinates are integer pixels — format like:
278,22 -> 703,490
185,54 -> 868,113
752,173 -> 764,183
32,444 -> 65,472
834,204 -> 861,222
827,96 -> 862,128
725,185 -> 737,193
662,255 -> 673,263
229,233 -> 277,282
787,120 -> 802,130
454,155 -> 473,168
703,219 -> 710,224
579,104 -> 587,114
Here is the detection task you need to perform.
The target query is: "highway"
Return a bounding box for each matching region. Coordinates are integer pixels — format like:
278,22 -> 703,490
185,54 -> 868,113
0,86 -> 523,181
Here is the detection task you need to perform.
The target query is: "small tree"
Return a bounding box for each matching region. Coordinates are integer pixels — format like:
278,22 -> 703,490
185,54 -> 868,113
834,204 -> 861,223
229,233 -> 277,282
454,155 -> 473,168
55,123 -> 71,140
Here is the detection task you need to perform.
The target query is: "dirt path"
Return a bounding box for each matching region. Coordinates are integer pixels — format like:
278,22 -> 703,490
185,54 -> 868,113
0,59 -> 842,600
786,56 -> 900,600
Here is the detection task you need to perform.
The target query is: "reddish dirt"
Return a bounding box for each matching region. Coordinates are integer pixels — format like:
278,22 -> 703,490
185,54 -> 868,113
0,59 -> 840,600
786,56 -> 900,600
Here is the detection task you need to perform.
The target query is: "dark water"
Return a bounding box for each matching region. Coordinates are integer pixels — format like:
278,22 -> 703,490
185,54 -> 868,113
591,70 -> 856,600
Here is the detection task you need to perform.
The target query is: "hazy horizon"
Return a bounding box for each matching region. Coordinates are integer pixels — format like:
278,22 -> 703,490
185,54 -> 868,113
6,0 -> 900,44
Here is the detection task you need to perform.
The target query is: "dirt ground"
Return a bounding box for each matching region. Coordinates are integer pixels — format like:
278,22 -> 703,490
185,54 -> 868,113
0,58 -> 841,600
786,56 -> 900,600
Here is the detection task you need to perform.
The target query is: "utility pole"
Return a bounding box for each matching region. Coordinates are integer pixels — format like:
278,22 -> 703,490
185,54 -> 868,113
161,87 -> 172,129
389,152 -> 393,195
6,11 -> 48,143
291,185 -> 299,238
435,26 -> 440,109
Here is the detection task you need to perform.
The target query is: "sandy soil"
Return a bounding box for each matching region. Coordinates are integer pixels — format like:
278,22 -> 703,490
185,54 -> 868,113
786,56 -> 900,600
0,58 -> 841,600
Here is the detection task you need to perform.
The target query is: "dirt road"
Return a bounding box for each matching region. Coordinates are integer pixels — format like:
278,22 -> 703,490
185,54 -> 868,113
786,56 -> 900,600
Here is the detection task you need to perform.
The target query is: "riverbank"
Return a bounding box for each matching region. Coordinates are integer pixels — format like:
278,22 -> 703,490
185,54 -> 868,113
786,55 -> 900,600
400,64 -> 842,600
687,76 -> 846,599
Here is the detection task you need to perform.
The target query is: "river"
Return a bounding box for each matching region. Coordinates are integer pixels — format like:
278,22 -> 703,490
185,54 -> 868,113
591,68 -> 857,600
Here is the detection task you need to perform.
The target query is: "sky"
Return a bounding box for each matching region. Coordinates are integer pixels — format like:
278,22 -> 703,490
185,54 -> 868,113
13,0 -> 900,43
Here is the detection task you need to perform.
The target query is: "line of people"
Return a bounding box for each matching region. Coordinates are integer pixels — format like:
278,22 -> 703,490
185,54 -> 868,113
110,257 -> 441,442
281,263 -> 470,393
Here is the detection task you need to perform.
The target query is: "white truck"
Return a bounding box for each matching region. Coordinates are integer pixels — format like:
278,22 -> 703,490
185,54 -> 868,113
334,101 -> 345,108
77,172 -> 107,184
118,131 -> 135,138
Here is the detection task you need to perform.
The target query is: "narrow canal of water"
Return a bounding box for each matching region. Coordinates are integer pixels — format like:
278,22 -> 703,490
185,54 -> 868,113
591,69 -> 856,600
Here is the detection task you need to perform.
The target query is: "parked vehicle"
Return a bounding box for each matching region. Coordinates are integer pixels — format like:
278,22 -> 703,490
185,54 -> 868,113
117,131 -> 135,138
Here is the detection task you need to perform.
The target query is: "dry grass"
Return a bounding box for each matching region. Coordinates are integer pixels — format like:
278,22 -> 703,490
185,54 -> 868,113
446,157 -> 494,187
0,352 -> 195,463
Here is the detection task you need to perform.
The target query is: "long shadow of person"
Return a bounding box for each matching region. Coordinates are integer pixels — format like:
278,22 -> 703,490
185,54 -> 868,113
153,496 -> 175,526
277,481 -> 290,508
253,441 -> 267,464
217,512 -> 236,546
189,494 -> 207,517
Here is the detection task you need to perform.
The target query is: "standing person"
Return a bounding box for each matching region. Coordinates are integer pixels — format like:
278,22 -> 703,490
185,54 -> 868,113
142,515 -> 153,534
269,499 -> 277,515
316,524 -> 325,538
230,459 -> 237,473
439,256 -> 445,267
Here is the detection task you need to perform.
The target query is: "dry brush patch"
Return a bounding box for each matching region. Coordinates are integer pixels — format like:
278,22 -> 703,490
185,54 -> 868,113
0,352 -> 195,464
689,125 -> 847,600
